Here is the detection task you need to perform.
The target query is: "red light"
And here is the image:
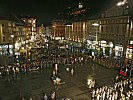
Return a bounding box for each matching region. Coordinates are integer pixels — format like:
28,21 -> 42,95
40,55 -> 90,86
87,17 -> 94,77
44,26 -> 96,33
119,70 -> 126,76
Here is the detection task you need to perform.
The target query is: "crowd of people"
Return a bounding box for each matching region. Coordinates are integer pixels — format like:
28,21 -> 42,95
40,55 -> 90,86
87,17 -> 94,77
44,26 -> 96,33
91,78 -> 133,100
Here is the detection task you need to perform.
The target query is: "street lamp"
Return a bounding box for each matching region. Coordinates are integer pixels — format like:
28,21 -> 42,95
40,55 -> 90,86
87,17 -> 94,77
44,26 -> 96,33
116,0 -> 126,6
116,0 -> 127,15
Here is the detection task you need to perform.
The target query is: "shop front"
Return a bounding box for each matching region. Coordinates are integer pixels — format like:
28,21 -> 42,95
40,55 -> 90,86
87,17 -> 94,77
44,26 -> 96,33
0,44 -> 14,65
105,42 -> 114,57
115,44 -> 123,58
126,46 -> 133,60
99,40 -> 107,57
0,44 -> 13,56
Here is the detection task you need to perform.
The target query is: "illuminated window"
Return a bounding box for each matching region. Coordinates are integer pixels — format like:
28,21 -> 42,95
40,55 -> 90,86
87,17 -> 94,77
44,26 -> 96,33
33,20 -> 36,24
28,20 -> 31,23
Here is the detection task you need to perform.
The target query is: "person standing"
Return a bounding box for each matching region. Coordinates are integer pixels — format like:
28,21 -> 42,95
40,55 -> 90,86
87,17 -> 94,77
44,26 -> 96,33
51,92 -> 55,100
44,94 -> 48,100
53,70 -> 55,77
108,94 -> 112,100
115,75 -> 119,82
129,83 -> 132,91
114,91 -> 118,100
112,93 -> 115,100
96,94 -> 100,100
92,89 -> 95,100
106,89 -> 110,99
102,91 -> 106,100
71,68 -> 74,76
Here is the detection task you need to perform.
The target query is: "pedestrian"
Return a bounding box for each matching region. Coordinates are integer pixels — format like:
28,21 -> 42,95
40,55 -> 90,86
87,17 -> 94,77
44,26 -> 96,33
102,91 -> 106,100
51,92 -> 56,100
44,93 -> 48,100
106,89 -> 110,99
71,68 -> 74,76
53,70 -> 55,77
115,75 -> 119,82
129,83 -> 132,90
92,80 -> 95,88
114,83 -> 117,90
115,63 -> 118,68
114,91 -> 118,100
22,97 -> 25,100
96,88 -> 99,96
112,93 -> 115,100
108,94 -> 112,100
92,89 -> 95,99
96,94 -> 100,100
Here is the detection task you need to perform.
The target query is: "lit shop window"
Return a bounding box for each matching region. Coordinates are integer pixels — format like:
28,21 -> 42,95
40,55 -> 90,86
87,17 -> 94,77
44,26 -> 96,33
130,40 -> 133,44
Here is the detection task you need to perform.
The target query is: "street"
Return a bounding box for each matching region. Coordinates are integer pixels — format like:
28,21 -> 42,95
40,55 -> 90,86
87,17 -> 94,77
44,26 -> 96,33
0,60 -> 117,100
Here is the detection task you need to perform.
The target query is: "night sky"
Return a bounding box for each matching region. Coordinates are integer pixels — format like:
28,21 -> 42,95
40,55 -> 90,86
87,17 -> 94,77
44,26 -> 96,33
0,0 -> 114,25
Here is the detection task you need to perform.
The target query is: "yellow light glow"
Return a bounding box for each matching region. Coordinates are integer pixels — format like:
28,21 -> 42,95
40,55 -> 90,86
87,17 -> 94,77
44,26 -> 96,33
21,47 -> 24,50
117,0 -> 127,6
92,23 -> 99,26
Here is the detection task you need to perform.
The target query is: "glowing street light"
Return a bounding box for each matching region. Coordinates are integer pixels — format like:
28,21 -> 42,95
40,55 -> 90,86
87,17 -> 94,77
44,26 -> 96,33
11,34 -> 14,38
116,0 -> 127,6
92,23 -> 99,26
66,25 -> 72,27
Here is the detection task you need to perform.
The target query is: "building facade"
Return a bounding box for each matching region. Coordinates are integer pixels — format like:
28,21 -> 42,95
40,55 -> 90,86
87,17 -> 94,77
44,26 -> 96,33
63,0 -> 133,59
65,24 -> 72,40
0,20 -> 16,56
0,20 -> 16,44
51,20 -> 65,40
21,17 -> 37,41
71,21 -> 87,43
